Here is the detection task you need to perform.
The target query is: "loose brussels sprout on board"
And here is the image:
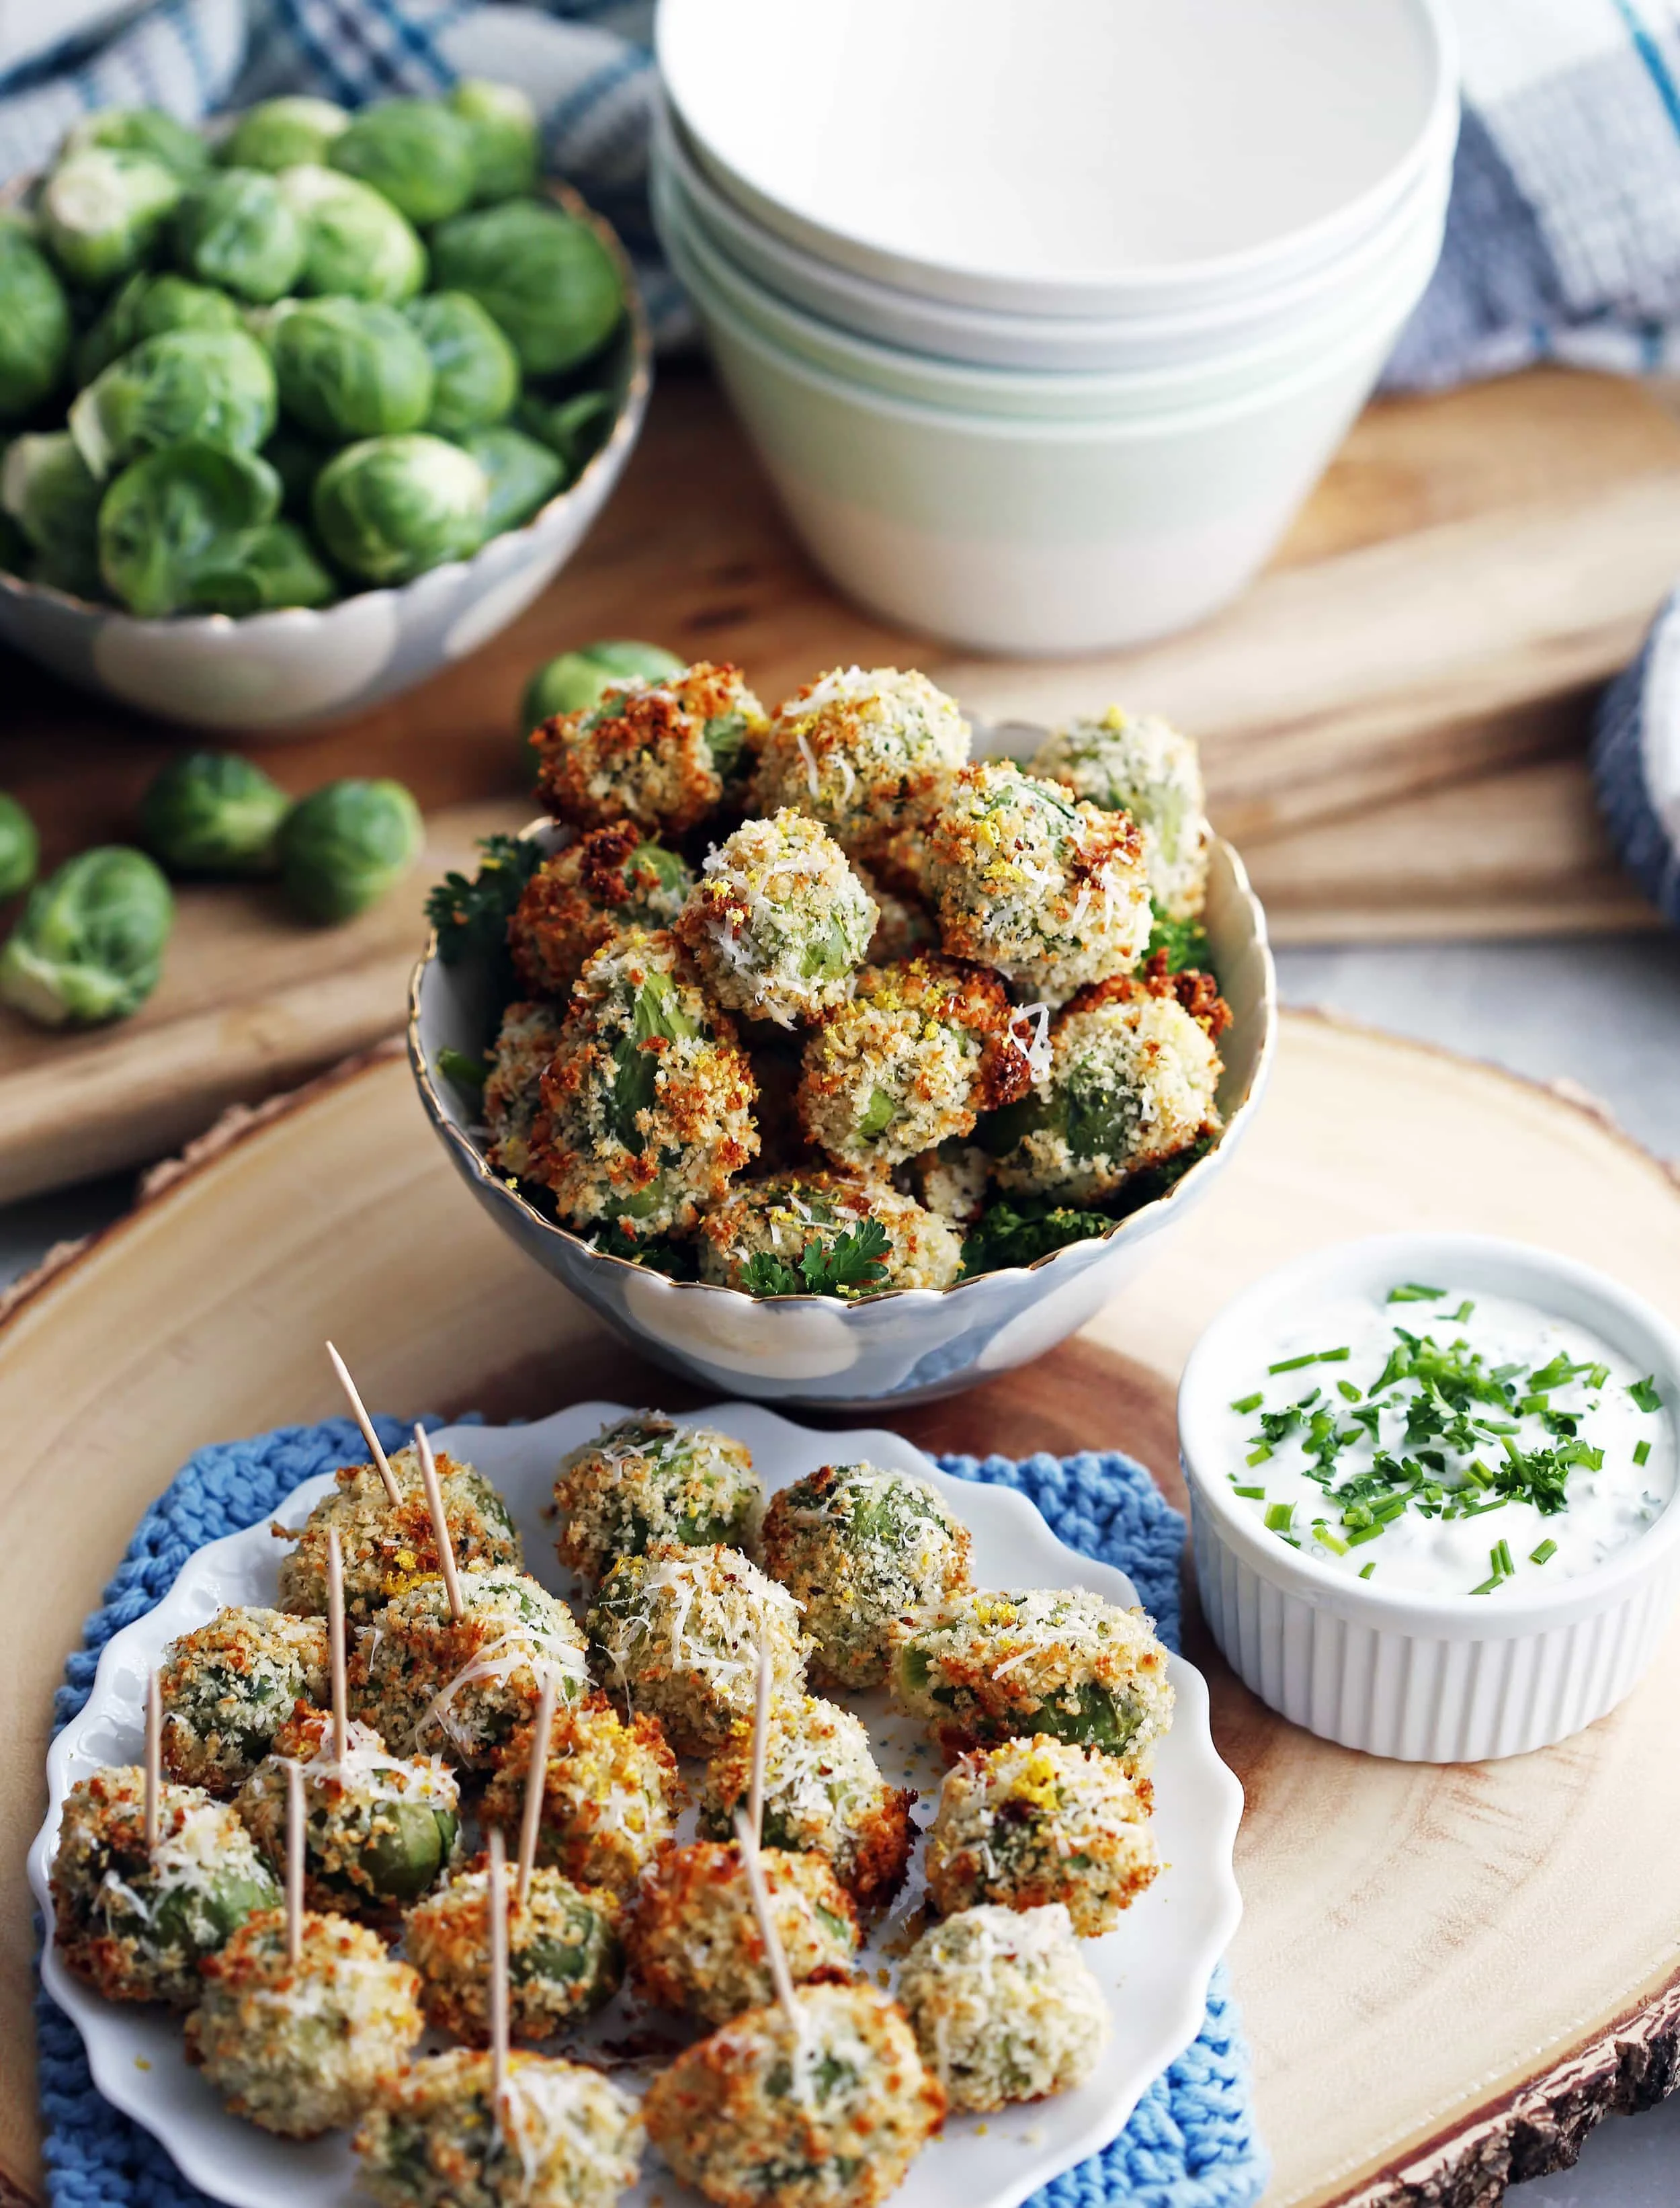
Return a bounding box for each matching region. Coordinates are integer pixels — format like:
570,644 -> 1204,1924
403,292 -> 519,436
171,168 -> 308,302
0,847 -> 173,1028
431,200 -> 622,374
264,296 -> 435,440
64,107 -> 210,183
140,753 -> 290,876
311,432 -> 487,583
458,424 -> 564,536
70,328 -> 277,481
39,149 -> 182,288
448,79 -> 540,205
330,100 -> 477,226
276,165 -> 428,303
277,778 -> 425,923
520,640 -> 684,735
0,796 -> 38,901
0,229 -> 71,421
221,97 -> 350,174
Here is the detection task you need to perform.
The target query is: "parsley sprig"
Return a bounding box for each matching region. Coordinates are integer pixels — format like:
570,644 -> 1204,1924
742,1219 -> 893,1300
425,834 -> 543,969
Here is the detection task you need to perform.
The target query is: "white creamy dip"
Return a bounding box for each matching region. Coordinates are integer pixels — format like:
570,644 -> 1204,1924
1212,1282 -> 1675,1596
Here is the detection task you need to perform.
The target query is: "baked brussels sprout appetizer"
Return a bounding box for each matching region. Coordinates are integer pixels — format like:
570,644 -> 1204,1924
97,443 -> 283,617
158,1602 -> 329,1791
403,290 -> 519,435
278,164 -> 428,303
39,148 -> 182,288
331,99 -> 478,226
520,640 -> 684,735
904,1137 -> 991,1228
753,664 -> 970,858
431,198 -> 622,374
62,106 -> 209,182
276,1442 -> 523,1621
265,295 -> 435,438
311,431 -> 487,583
75,270 -> 245,387
172,167 -> 307,302
509,824 -> 693,1000
1036,705 -> 1210,921
898,1904 -> 1110,2111
0,796 -> 38,901
458,424 -> 564,534
70,327 -> 277,481
0,846 -> 173,1027
140,751 -> 290,876
222,96 -> 350,173
480,1700 -> 679,1898
675,810 -> 878,1029
554,1413 -> 763,1590
406,1857 -> 624,2043
0,228 -> 71,421
533,661 -> 766,835
448,80 -> 540,204
276,777 -> 425,923
1,432 -> 101,599
697,1170 -> 963,1297
628,1841 -> 859,2025
482,998 -> 564,1180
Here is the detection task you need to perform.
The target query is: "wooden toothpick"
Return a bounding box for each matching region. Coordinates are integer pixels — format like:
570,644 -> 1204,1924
142,1670 -> 161,1854
748,1638 -> 772,1848
327,1526 -> 349,1765
487,1826 -> 511,2127
327,1341 -> 401,1508
733,1808 -> 799,2028
516,1674 -> 556,1909
286,1758 -> 304,1967
414,1423 -> 464,1622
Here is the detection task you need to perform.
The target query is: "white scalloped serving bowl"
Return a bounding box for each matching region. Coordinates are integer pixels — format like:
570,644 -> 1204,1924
31,1401 -> 1245,2208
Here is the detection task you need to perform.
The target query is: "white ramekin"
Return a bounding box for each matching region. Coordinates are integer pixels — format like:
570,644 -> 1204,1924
1178,1234 -> 1680,1762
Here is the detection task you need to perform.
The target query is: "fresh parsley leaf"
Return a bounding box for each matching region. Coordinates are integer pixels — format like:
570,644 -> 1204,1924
743,1219 -> 893,1300
588,1221 -> 698,1278
742,1251 -> 806,1298
960,1196 -> 1114,1278
425,834 -> 543,968
1145,902 -> 1211,975
435,1047 -> 487,1093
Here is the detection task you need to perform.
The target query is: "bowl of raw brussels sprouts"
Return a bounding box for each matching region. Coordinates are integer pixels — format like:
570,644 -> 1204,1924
0,87 -> 650,733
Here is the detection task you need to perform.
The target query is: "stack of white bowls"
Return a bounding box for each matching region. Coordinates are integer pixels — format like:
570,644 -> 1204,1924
653,0 -> 1458,655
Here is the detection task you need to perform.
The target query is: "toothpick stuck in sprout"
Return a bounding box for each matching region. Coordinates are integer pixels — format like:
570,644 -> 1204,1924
488,1825 -> 511,2129
748,1637 -> 772,1846
414,1422 -> 464,1622
142,1670 -> 161,1854
286,1758 -> 304,1968
327,1341 -> 401,1508
517,1674 -> 556,1909
733,1807 -> 799,2029
327,1526 -> 349,1765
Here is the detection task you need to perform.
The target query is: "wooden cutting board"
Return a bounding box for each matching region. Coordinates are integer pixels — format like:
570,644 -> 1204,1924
0,360 -> 1673,1202
4,1011 -> 1680,2208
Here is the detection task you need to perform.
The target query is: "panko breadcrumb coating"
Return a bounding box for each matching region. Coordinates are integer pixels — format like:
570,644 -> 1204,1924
405,1858 -> 623,2043
926,760 -> 1152,1005
753,666 -> 969,860
642,1981 -> 944,2208
854,862 -> 938,965
50,1767 -> 279,2006
1036,706 -> 1209,921
185,1908 -> 423,2137
531,930 -> 758,1239
897,1904 -> 1110,2111
509,825 -> 694,1001
698,1171 -> 962,1295
555,1413 -> 763,1589
796,954 -> 1032,1172
483,1000 -> 566,1181
761,1463 -> 972,1690
699,1694 -> 913,1911
480,1699 -> 680,1898
925,1735 -> 1159,1934
891,1586 -> 1174,1772
159,1605 -> 329,1793
628,1840 -> 858,2024
354,2046 -> 645,2208
676,810 -> 877,1028
989,967 -> 1228,1202
587,1541 -> 808,1757
532,660 -> 766,835
276,1446 -> 523,1623
901,1139 -> 990,1227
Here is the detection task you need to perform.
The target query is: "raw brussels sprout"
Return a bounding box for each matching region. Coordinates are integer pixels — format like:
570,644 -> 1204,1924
515,387 -> 614,473
447,80 -> 540,204
1,432 -> 101,599
141,751 -> 290,874
74,270 -> 243,386
457,424 -> 563,534
276,165 -> 427,302
520,641 -> 682,733
311,432 -> 487,583
330,99 -> 476,226
69,327 -> 276,480
221,97 -> 349,173
403,292 -> 519,435
0,506 -> 24,573
196,521 -> 338,615
62,107 -> 210,183
0,846 -> 173,1027
0,795 -> 38,900
266,296 -> 435,439
261,422 -> 331,513
0,229 -> 71,419
431,200 -> 622,374
39,149 -> 183,288
276,778 -> 424,923
97,442 -> 281,616
172,168 -> 307,302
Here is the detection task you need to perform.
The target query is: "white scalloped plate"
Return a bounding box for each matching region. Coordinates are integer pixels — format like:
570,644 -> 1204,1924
30,1404 -> 1243,2208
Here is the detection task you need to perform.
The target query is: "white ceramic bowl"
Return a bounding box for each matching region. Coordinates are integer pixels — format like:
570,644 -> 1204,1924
0,188 -> 650,735
1179,1234 -> 1680,1762
658,0 -> 1456,315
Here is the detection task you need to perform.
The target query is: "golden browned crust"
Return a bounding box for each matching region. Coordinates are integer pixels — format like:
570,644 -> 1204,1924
509,824 -> 650,999
1062,954 -> 1232,1041
533,661 -> 755,834
627,1842 -> 857,2022
480,1701 -> 681,1897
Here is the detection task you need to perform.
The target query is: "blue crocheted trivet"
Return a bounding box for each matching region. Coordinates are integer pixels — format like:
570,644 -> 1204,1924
1593,584 -> 1680,927
39,1421 -> 1267,2208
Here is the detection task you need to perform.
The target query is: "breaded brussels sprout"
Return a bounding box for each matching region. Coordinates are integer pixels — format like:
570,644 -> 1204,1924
349,1565 -> 592,1770
482,999 -> 565,1180
532,661 -> 767,835
675,810 -> 876,1028
891,1587 -> 1175,1772
239,1707 -> 462,1918
753,666 -> 969,860
354,2047 -> 644,2208
897,1904 -> 1110,2111
642,1981 -> 944,2208
796,954 -> 1032,1172
628,1840 -> 858,2024
762,1463 -> 972,1690
926,760 -> 1152,1004
480,1699 -> 679,1898
554,1412 -> 763,1589
276,1444 -> 523,1622
406,1858 -> 623,2042
698,1694 -> 913,1911
987,969 -> 1228,1202
507,824 -> 692,1001
158,1604 -> 329,1793
1036,706 -> 1209,921
856,864 -> 938,964
50,1766 -> 279,2005
185,1906 -> 423,2136
531,930 -> 758,1239
901,1139 -> 990,1228
697,1171 -> 962,1297
587,1541 -> 807,1758
925,1735 -> 1159,1935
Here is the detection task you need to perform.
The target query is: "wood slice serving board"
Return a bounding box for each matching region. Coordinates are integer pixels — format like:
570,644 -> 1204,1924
4,1012 -> 1680,2207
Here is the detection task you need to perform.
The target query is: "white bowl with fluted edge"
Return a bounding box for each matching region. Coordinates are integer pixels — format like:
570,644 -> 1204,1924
1178,1233 -> 1680,1762
0,183 -> 650,735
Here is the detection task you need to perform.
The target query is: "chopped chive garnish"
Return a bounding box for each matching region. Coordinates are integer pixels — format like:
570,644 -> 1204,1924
1630,1377 -> 1664,1414
1388,1283 -> 1445,1303
1468,1573 -> 1501,1596
1267,1347 -> 1352,1374
1345,1522 -> 1385,1547
1450,1300 -> 1476,1323
1264,1502 -> 1294,1532
1232,1484 -> 1266,1500
1230,1391 -> 1263,1414
1635,1439 -> 1652,1467
1493,1539 -> 1514,1578
1337,1379 -> 1363,1402
1359,1561 -> 1376,1579
1312,1522 -> 1348,1555
1246,1444 -> 1273,1467
1530,1539 -> 1558,1565
1587,1364 -> 1610,1391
